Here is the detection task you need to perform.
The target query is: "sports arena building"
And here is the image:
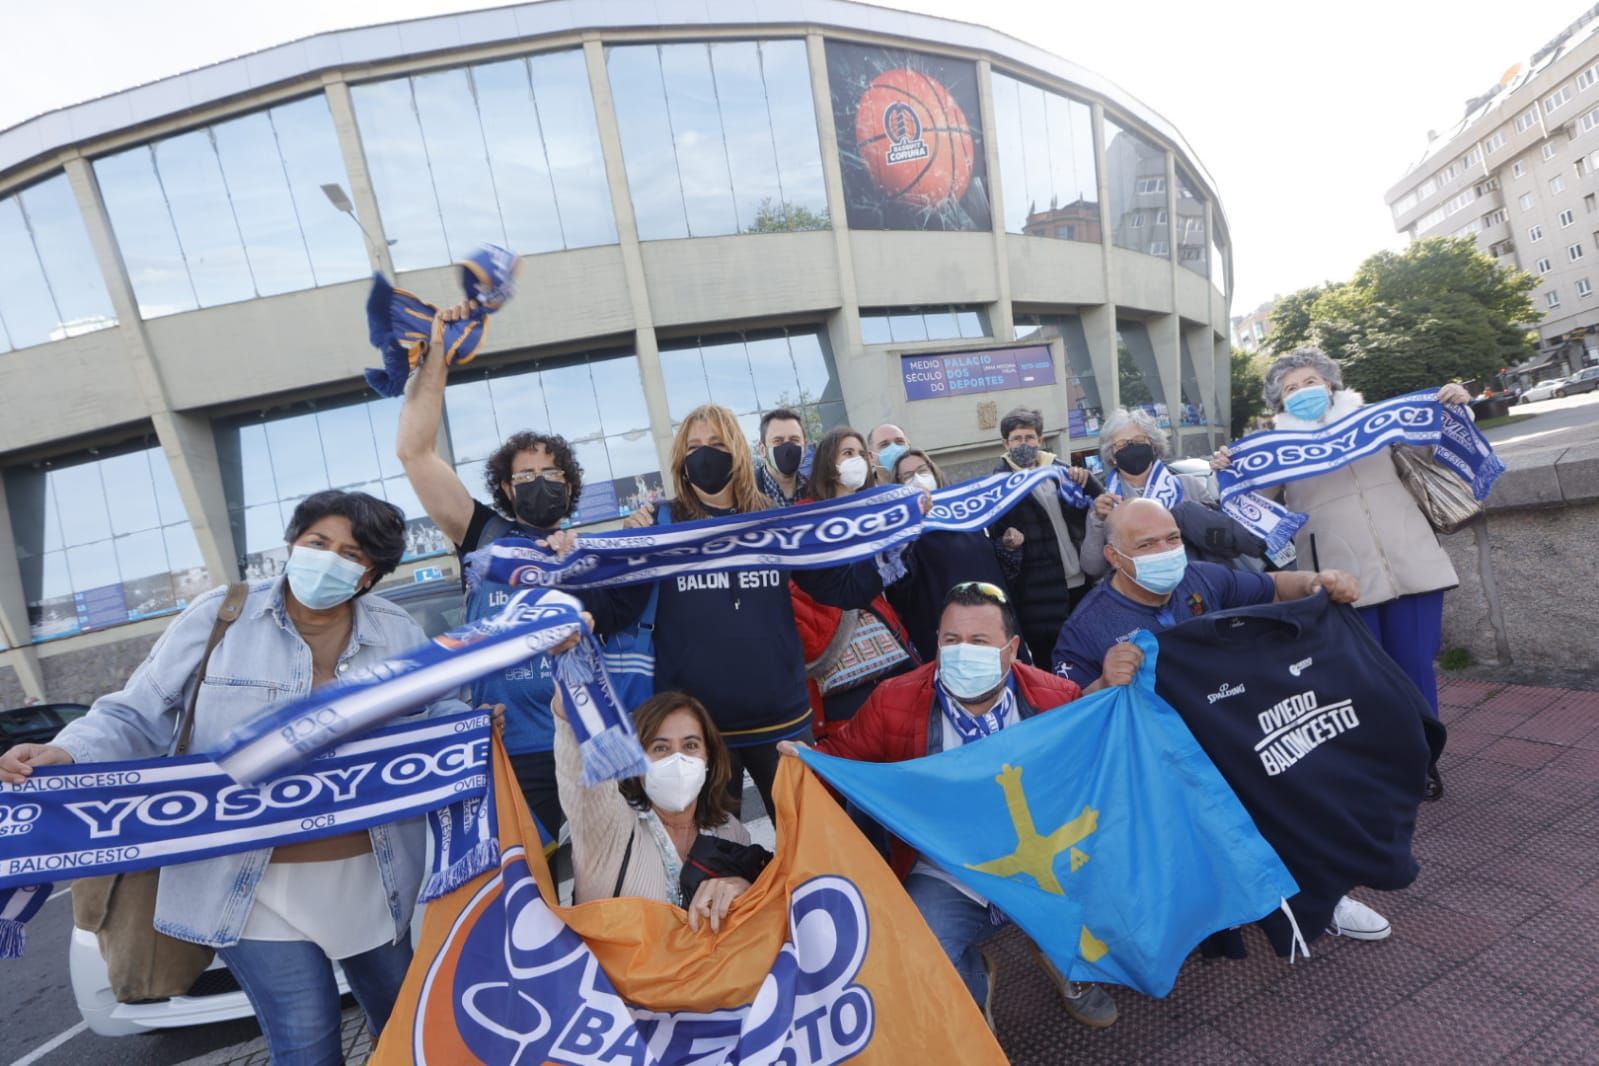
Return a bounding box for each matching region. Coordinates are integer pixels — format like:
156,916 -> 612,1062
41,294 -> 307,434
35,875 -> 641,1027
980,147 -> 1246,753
0,0 -> 1232,702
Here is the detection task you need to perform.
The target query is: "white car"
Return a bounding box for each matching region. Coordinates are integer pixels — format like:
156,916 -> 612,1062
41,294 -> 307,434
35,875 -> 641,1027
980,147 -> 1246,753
1520,376 -> 1569,403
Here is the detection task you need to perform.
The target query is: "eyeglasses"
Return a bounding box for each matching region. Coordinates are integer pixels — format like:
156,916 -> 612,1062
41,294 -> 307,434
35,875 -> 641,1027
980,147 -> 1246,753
509,469 -> 566,485
951,581 -> 1009,605
897,468 -> 933,483
1112,437 -> 1152,453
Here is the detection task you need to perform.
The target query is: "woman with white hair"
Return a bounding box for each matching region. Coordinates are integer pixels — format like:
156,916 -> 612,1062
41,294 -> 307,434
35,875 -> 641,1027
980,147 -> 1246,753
1214,347 -> 1470,798
1080,409 -> 1217,578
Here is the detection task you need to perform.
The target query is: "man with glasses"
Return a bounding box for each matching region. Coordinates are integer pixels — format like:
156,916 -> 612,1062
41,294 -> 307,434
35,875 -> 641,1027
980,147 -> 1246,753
395,310 -> 608,841
789,581 -> 1140,1031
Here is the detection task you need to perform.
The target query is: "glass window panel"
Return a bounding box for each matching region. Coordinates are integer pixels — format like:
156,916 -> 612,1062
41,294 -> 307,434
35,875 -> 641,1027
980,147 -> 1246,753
485,368 -> 549,440
1045,92 -> 1094,209
211,111 -> 315,296
271,95 -> 369,287
859,314 -> 892,345
658,44 -> 738,237
530,50 -> 617,249
99,451 -> 161,535
734,412 -> 761,447
888,313 -> 928,343
240,502 -> 285,554
993,74 -> 1097,243
40,476 -> 64,553
604,430 -> 659,478
366,397 -> 408,480
710,42 -> 784,232
164,524 -> 204,572
660,345 -> 710,421
923,310 -> 960,340
114,528 -> 169,581
50,463 -> 112,545
149,453 -> 187,526
573,438 -> 613,485
956,311 -> 986,338
746,334 -> 802,409
454,459 -> 488,502
317,404 -> 383,488
473,58 -> 565,256
37,551 -> 73,599
1105,118 -> 1170,256
608,45 -> 690,241
991,74 -> 1030,235
789,330 -> 837,403
1116,323 -> 1168,421
381,475 -> 426,527
0,196 -> 62,348
225,423 -> 279,508
540,363 -> 604,441
67,540 -> 121,590
19,175 -> 115,337
760,40 -> 827,222
413,68 -> 506,257
153,129 -> 256,306
263,415 -> 328,499
442,378 -> 502,462
1177,169 -> 1206,276
814,400 -> 848,434
700,338 -> 758,413
1017,80 -> 1053,226
93,147 -> 198,318
589,356 -> 651,434
352,78 -> 450,271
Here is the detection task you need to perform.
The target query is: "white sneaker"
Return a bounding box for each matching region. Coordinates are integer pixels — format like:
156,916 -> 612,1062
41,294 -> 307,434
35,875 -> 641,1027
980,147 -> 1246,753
1328,895 -> 1391,940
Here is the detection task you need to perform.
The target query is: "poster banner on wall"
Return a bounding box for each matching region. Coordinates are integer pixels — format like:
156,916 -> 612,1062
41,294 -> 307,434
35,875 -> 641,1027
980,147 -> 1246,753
826,42 -> 991,232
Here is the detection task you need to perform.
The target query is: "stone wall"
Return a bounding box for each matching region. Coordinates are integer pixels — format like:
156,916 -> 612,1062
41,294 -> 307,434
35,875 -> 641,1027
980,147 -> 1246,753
39,632 -> 162,706
0,664 -> 24,708
1439,441 -> 1599,676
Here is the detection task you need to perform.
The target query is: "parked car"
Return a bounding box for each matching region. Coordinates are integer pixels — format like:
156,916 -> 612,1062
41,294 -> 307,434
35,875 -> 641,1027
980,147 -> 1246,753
1520,376 -> 1570,404
1556,365 -> 1599,397
0,702 -> 87,745
71,570 -> 464,1037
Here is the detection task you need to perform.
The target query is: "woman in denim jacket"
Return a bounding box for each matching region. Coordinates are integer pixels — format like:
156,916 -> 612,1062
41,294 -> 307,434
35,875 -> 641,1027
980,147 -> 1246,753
0,490 -> 469,1065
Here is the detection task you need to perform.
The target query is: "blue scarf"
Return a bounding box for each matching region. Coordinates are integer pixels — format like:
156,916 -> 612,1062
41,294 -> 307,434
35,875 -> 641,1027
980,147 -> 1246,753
923,466 -> 1091,532
480,485 -> 926,591
1216,389 -> 1503,553
364,244 -> 520,398
1106,460 -> 1184,509
0,713 -> 494,959
211,590 -> 645,791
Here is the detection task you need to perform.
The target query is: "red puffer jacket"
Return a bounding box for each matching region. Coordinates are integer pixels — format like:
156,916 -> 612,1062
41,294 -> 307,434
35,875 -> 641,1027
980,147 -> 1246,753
815,660 -> 1083,879
790,580 -> 918,740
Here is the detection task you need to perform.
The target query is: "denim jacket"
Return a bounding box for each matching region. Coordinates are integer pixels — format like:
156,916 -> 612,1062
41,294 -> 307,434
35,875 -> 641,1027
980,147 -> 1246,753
52,578 -> 469,948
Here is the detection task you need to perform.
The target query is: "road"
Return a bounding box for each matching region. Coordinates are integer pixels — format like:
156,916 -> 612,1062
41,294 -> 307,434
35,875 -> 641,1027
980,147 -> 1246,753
1484,387 -> 1599,461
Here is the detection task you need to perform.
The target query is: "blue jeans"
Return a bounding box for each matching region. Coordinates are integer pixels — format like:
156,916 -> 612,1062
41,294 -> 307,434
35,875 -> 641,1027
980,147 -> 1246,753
905,873 -> 1000,1003
218,938 -> 413,1065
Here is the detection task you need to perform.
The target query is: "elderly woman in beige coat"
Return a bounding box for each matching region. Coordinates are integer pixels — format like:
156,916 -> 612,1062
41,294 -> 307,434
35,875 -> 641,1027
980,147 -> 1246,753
1215,347 -> 1469,798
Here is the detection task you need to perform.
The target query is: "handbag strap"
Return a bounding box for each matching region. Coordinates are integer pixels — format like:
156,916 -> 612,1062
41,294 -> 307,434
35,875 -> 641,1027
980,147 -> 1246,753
174,582 -> 250,756
612,827 -> 636,898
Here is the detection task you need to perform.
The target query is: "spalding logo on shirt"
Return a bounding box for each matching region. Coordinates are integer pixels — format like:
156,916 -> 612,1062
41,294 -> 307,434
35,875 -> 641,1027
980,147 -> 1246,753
414,847 -> 876,1065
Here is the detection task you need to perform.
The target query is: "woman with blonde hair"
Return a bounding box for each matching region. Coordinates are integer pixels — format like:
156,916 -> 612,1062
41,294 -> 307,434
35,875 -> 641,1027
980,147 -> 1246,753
603,405 -> 885,820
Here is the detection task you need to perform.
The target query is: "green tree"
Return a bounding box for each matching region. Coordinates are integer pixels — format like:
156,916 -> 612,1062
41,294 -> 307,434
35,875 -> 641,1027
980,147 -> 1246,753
1229,348 -> 1266,438
1307,238 -> 1538,399
744,198 -> 832,233
1263,282 -> 1335,354
1116,342 -> 1152,406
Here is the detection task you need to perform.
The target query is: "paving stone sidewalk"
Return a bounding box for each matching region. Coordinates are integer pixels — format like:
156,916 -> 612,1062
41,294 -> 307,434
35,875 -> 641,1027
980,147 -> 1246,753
188,676 -> 1599,1065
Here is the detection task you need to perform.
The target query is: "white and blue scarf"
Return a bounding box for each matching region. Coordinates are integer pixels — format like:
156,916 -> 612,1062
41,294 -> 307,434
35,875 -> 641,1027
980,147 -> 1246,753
1216,388 -> 1503,553
0,713 -> 495,958
1106,461 -> 1185,510
924,466 -> 1091,532
212,589 -> 644,790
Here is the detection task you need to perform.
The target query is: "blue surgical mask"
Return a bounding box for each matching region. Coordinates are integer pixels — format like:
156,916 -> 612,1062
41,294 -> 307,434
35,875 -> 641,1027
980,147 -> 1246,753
1284,385 -> 1331,422
1118,544 -> 1188,595
938,642 -> 1007,701
877,442 -> 909,473
286,545 -> 367,610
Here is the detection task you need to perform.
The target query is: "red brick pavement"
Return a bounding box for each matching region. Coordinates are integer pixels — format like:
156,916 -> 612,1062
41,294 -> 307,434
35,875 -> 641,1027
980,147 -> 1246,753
987,677 -> 1599,1064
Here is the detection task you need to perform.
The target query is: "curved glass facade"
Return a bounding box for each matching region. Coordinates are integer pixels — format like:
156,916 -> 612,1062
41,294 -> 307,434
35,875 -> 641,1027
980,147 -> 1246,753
992,74 -> 1098,242
0,173 -> 115,350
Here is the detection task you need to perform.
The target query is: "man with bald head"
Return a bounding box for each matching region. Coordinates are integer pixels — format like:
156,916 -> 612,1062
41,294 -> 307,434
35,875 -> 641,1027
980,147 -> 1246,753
1051,498 -> 1360,687
868,422 -> 910,475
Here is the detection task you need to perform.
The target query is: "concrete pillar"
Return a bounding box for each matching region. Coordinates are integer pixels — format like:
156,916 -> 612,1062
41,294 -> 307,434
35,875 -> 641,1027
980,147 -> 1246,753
1145,313 -> 1182,429
1214,334 -> 1234,439
323,80 -> 395,277
583,39 -> 673,473
62,157 -> 239,583
0,474 -> 47,698
975,59 -> 1014,344
1182,321 -> 1217,454
1088,101 -> 1119,410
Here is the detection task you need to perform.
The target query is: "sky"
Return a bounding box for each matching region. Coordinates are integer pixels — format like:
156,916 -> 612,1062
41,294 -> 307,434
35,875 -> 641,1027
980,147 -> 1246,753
0,0 -> 1589,317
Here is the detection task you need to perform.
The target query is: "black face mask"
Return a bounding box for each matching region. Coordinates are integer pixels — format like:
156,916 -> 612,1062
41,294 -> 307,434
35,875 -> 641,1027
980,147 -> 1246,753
684,446 -> 735,495
512,478 -> 570,530
1114,442 -> 1156,477
769,442 -> 803,477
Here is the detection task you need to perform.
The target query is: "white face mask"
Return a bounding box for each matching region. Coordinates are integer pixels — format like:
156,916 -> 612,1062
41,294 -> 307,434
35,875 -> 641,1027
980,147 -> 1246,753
643,752 -> 707,813
909,471 -> 938,494
838,455 -> 870,490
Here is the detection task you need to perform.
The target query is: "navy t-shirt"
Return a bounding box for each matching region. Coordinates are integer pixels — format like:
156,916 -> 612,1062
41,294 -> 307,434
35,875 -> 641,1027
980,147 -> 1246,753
1051,561 -> 1275,686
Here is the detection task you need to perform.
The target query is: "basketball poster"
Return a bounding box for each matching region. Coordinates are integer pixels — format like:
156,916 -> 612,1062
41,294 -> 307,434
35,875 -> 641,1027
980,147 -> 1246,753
826,42 -> 991,231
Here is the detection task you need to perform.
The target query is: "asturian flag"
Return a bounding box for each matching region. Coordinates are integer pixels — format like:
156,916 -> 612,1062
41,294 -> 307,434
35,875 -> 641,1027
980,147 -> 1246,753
373,735 -> 1005,1065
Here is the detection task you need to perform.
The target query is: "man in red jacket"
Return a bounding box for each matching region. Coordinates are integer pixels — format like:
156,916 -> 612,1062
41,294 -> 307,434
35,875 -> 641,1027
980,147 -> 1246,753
787,581 -> 1139,1031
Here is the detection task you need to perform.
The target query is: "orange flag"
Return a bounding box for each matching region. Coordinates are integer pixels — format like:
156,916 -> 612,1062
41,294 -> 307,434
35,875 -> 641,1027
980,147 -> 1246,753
373,735 -> 1004,1064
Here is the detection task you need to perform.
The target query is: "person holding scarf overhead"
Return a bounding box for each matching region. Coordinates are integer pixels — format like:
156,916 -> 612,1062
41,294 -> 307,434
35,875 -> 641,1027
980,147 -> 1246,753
600,404 -> 891,822
1212,347 -> 1472,798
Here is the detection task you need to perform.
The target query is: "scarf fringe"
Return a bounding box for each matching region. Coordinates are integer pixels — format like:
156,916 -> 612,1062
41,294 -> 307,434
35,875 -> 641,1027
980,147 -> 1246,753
875,546 -> 908,586
0,918 -> 26,960
421,838 -> 502,903
579,727 -> 649,788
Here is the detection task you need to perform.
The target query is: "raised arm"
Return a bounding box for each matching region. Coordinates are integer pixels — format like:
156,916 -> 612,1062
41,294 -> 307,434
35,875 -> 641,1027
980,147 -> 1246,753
396,313 -> 475,546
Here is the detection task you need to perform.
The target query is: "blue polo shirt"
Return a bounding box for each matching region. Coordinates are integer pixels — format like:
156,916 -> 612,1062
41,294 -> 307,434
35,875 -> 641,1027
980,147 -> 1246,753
1052,562 -> 1276,686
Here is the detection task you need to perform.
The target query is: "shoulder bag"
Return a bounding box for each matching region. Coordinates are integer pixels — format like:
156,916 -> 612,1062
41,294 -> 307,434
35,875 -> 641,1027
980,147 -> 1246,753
1391,445 -> 1482,535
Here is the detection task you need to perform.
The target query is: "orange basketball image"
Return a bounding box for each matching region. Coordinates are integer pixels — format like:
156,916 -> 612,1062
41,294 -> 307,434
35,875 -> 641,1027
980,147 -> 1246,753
853,68 -> 975,209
